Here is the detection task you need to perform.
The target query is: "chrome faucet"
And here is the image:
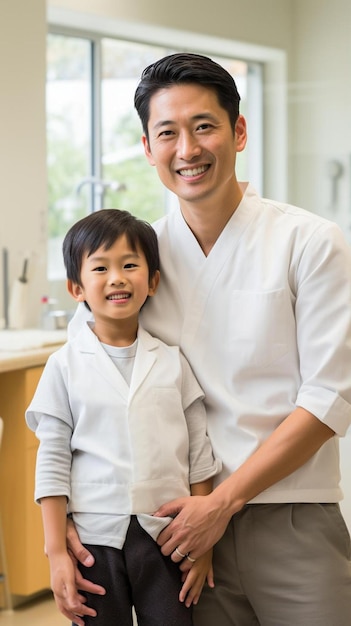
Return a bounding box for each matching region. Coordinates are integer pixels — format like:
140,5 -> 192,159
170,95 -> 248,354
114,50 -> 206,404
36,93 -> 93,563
76,176 -> 126,203
76,176 -> 127,211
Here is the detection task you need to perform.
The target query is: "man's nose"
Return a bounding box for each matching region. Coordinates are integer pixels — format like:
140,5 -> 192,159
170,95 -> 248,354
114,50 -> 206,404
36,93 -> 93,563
176,131 -> 201,160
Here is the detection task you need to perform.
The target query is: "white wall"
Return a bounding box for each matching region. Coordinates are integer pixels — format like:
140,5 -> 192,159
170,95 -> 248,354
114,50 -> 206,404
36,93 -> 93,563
288,1 -> 351,527
0,0 -> 48,328
49,0 -> 293,50
289,0 -> 351,239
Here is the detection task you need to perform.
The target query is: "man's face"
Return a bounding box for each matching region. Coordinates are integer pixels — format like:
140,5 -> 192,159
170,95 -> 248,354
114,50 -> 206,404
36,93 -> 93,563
142,83 -> 246,207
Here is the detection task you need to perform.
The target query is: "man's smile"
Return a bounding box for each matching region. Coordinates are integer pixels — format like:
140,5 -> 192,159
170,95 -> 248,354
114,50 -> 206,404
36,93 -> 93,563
178,165 -> 210,177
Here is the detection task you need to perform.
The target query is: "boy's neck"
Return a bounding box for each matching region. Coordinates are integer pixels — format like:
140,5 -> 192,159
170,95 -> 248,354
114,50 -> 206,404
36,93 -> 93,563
92,319 -> 138,347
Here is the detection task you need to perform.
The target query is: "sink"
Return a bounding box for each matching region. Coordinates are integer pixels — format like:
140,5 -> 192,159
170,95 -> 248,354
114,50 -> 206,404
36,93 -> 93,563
0,329 -> 67,352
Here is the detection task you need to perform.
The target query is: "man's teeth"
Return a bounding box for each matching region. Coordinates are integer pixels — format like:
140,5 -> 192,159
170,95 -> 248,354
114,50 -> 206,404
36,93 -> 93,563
179,165 -> 207,177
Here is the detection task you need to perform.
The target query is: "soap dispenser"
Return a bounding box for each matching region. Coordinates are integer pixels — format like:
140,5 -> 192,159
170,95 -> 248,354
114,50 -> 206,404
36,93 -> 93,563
8,259 -> 29,330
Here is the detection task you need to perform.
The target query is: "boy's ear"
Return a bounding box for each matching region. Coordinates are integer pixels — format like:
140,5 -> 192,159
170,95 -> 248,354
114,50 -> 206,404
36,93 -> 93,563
148,270 -> 160,297
67,279 -> 85,302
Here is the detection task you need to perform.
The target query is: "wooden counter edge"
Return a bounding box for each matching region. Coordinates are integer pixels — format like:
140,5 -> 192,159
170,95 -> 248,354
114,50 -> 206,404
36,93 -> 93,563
0,344 -> 64,373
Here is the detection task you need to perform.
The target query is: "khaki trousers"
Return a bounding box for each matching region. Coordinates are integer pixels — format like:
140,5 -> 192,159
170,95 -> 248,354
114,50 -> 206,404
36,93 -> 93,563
194,503 -> 351,626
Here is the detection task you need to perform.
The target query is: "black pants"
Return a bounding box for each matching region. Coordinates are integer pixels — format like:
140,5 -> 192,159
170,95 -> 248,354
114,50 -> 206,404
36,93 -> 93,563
74,516 -> 193,626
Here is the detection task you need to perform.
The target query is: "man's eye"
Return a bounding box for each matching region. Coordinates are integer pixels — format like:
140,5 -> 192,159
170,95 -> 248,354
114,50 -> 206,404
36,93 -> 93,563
159,130 -> 174,137
197,123 -> 212,131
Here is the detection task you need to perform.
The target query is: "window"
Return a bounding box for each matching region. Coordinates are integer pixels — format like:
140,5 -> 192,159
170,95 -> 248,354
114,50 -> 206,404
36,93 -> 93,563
46,30 -> 263,281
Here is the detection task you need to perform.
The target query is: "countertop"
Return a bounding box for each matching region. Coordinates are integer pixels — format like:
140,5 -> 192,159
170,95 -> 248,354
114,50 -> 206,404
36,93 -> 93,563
0,329 -> 67,373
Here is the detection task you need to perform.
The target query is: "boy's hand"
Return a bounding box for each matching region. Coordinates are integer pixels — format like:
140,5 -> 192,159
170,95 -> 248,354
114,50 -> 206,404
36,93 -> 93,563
178,549 -> 214,608
66,517 -> 106,595
49,551 -> 97,626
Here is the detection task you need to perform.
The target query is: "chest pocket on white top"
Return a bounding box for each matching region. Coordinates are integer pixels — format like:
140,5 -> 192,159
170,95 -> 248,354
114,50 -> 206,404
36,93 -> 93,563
225,288 -> 290,369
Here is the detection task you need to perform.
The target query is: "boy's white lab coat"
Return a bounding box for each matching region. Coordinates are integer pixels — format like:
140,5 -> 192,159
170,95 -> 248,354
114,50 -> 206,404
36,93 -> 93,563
26,322 -> 219,518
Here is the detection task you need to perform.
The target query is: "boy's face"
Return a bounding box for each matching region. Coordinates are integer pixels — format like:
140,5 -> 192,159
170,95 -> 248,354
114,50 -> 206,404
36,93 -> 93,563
68,234 -> 159,337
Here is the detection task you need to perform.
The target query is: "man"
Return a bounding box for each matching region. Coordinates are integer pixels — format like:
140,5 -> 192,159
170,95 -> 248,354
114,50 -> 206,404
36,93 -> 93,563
66,53 -> 351,625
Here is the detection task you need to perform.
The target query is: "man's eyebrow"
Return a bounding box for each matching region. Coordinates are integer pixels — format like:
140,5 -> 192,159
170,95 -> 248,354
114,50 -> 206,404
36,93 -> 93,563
152,119 -> 174,130
152,113 -> 218,130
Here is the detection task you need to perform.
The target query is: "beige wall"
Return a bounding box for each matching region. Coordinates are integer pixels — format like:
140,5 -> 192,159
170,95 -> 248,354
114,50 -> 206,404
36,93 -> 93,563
289,0 -> 351,236
0,0 -> 47,328
49,0 -> 293,50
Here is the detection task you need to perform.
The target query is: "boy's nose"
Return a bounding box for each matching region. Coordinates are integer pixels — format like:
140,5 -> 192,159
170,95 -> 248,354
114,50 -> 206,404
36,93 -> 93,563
109,272 -> 126,286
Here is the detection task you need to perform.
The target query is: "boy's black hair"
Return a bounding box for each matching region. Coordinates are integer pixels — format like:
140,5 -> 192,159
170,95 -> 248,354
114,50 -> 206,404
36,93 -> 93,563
63,208 -> 159,286
134,52 -> 241,142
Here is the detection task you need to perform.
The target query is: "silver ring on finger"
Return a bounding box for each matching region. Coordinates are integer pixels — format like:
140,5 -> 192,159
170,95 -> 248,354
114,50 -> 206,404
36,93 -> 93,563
186,554 -> 196,563
175,547 -> 187,559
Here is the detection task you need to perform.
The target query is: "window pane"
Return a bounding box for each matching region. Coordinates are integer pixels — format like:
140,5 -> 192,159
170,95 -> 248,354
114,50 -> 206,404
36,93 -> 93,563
100,39 -> 174,222
46,33 -> 92,280
210,54 -> 262,189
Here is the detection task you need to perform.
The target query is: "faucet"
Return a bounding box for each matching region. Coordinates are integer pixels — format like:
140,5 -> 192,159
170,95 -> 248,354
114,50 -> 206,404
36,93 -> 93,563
76,176 -> 126,205
76,176 -> 127,212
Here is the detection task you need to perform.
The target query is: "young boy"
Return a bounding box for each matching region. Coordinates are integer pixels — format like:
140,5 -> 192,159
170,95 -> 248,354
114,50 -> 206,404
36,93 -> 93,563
26,209 -> 220,626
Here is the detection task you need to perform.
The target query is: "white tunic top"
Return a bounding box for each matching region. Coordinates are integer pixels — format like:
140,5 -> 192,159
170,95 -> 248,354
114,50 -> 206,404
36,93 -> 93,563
140,184 -> 351,503
26,323 -> 220,548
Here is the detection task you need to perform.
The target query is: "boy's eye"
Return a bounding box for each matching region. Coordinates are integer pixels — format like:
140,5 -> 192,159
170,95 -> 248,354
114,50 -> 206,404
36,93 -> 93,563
93,266 -> 106,272
124,263 -> 137,269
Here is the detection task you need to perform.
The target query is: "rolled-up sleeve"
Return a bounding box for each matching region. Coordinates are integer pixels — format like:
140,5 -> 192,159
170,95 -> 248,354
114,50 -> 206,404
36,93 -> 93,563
295,221 -> 351,435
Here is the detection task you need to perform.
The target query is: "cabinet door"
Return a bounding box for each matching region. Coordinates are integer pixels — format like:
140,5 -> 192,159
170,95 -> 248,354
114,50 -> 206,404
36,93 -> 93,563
24,446 -> 50,594
0,366 -> 50,596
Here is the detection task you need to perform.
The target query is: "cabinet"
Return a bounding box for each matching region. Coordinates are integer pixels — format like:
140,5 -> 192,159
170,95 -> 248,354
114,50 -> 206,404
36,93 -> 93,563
0,366 -> 50,598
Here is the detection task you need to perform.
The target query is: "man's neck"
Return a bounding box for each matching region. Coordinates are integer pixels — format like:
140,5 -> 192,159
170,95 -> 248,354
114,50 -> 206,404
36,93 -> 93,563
180,182 -> 245,256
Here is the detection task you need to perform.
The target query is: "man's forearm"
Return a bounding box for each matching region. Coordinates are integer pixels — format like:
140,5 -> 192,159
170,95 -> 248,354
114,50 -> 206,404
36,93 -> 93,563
212,406 -> 335,517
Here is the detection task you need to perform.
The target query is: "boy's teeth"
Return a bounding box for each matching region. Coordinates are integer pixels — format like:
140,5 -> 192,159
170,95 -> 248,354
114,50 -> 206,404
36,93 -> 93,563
108,294 -> 129,300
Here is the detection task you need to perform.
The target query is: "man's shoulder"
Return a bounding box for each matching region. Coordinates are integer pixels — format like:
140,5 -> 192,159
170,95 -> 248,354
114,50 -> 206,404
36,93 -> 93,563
138,324 -> 179,353
258,195 -> 344,240
152,211 -> 175,236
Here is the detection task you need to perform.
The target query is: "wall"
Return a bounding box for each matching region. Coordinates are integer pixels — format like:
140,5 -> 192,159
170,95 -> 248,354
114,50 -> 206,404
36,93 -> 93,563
49,0 -> 293,50
0,0 -> 48,328
289,0 -> 351,238
289,0 -> 351,528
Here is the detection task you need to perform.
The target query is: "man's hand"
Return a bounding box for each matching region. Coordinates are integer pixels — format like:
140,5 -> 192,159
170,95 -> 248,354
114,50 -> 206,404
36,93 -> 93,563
155,493 -> 230,563
66,517 -> 106,596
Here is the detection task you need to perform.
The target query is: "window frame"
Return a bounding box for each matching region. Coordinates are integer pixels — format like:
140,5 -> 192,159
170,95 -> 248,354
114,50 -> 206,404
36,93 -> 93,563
48,5 -> 287,201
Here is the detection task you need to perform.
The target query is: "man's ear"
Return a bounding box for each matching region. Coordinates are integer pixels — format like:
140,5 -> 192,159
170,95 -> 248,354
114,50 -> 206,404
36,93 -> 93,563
234,115 -> 247,153
142,135 -> 156,166
148,270 -> 160,297
67,279 -> 85,302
